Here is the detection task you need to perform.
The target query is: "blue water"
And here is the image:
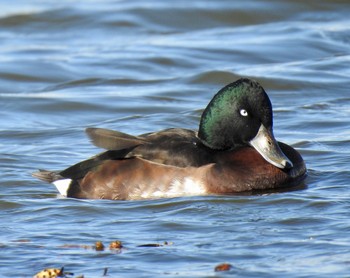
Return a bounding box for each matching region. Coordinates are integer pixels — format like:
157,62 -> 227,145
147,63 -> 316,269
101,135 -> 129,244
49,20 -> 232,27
1,1 -> 350,277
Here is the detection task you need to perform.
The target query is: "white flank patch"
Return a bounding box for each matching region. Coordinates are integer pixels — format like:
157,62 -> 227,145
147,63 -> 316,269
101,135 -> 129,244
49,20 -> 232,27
143,177 -> 206,199
52,179 -> 72,197
170,177 -> 206,196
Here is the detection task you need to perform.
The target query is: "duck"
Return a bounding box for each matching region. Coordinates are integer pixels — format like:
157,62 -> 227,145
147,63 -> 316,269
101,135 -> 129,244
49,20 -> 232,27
32,78 -> 307,200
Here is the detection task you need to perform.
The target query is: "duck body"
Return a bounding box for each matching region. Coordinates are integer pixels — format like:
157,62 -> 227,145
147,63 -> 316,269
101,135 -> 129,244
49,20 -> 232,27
33,79 -> 307,200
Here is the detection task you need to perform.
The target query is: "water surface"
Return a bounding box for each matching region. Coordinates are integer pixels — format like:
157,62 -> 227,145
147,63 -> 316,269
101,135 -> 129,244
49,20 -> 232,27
1,1 -> 350,277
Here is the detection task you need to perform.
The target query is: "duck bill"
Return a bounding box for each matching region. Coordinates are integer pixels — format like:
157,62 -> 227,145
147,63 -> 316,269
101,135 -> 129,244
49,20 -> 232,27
249,124 -> 293,169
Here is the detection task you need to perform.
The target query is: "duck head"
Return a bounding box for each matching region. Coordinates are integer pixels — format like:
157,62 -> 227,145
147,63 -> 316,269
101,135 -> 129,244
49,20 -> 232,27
198,78 -> 293,169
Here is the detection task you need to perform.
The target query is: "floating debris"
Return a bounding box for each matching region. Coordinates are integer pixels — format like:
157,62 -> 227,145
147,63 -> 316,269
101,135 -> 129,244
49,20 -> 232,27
33,266 -> 109,278
137,243 -> 162,247
32,239 -> 174,277
94,241 -> 105,251
60,240 -> 125,253
214,263 -> 232,272
33,267 -> 72,278
137,241 -> 173,247
109,240 -> 123,249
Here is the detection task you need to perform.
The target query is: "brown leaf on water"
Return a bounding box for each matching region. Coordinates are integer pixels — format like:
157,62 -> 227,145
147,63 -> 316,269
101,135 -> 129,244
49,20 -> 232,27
109,240 -> 123,249
214,263 -> 232,272
33,267 -> 64,278
94,241 -> 105,251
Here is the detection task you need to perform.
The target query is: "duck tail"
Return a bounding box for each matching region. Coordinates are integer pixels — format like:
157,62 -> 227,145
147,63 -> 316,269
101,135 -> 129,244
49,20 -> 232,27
32,169 -> 63,183
32,170 -> 72,197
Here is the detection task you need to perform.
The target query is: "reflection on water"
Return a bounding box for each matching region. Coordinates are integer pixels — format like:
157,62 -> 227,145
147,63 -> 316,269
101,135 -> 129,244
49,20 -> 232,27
1,0 -> 350,277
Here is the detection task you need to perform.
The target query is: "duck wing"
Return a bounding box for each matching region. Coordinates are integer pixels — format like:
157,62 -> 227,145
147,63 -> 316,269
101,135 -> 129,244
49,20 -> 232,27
86,127 -> 148,150
86,127 -> 214,167
131,128 -> 214,167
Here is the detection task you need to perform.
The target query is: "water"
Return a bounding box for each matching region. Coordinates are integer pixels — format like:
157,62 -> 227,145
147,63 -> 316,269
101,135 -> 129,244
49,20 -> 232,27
1,0 -> 350,277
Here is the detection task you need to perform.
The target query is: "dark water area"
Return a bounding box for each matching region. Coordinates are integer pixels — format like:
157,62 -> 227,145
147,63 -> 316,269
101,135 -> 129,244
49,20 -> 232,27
1,1 -> 350,277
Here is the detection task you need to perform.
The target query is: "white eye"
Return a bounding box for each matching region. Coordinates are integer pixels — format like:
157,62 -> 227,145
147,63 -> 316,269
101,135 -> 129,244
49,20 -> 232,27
240,109 -> 248,117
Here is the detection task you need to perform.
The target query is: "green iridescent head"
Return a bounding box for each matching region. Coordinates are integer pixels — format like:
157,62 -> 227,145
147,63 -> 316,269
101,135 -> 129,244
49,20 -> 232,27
198,78 -> 292,169
198,78 -> 272,149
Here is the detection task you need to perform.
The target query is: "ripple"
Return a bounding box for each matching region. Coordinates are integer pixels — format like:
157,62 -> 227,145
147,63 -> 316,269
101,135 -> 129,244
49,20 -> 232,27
1,1 -> 350,277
